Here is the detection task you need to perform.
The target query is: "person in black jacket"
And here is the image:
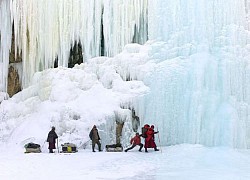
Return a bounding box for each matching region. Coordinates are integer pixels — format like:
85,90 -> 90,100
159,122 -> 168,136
47,126 -> 58,153
89,125 -> 102,152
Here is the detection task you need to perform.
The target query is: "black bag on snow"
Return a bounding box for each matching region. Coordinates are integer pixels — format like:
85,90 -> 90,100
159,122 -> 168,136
24,143 -> 41,153
105,143 -> 123,152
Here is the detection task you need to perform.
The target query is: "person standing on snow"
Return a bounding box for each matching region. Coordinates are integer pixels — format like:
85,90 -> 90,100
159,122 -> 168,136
144,126 -> 159,152
150,125 -> 159,150
124,132 -> 143,152
47,126 -> 58,153
89,125 -> 102,152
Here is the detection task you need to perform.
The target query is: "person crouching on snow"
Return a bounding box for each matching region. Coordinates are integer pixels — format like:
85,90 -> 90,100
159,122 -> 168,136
124,133 -> 143,152
89,125 -> 102,152
47,126 -> 58,153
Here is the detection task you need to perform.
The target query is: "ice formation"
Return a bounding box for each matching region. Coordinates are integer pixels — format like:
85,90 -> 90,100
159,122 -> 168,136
0,1 -> 12,93
135,0 -> 250,148
0,0 -> 148,89
0,0 -> 250,148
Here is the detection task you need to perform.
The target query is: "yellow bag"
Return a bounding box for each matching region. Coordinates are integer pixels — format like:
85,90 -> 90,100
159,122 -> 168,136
67,146 -> 72,152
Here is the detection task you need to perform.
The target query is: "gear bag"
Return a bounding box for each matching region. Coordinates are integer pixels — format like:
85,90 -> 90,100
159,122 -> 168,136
24,142 -> 41,153
105,143 -> 123,152
61,143 -> 77,153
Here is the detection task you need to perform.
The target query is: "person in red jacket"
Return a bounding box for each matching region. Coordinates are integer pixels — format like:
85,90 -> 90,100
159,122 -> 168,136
144,126 -> 159,152
151,125 -> 159,151
124,133 -> 143,152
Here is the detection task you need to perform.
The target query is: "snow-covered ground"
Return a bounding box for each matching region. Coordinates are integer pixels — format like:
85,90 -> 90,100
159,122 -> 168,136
0,144 -> 250,180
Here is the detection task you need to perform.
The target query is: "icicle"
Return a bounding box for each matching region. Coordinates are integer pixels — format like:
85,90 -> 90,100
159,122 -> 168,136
0,0 -> 148,90
0,1 -> 12,92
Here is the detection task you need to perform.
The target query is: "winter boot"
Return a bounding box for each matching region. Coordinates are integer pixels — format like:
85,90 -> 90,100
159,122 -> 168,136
49,149 -> 53,153
145,148 -> 148,153
139,146 -> 143,152
154,147 -> 159,151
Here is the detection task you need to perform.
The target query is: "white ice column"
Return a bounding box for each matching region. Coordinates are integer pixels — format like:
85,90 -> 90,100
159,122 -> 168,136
0,1 -> 12,92
103,0 -> 148,56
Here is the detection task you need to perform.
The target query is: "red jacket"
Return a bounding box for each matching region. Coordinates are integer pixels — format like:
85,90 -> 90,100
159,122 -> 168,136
146,128 -> 154,142
130,135 -> 141,145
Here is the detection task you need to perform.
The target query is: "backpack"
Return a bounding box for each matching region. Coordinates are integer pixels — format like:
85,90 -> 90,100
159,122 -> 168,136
141,127 -> 148,138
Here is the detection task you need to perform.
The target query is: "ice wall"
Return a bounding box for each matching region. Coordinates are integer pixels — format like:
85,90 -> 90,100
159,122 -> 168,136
133,0 -> 250,148
148,0 -> 246,46
0,0 -> 148,90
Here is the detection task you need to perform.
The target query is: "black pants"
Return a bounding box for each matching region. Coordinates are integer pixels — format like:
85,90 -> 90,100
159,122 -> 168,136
125,143 -> 143,152
49,149 -> 53,153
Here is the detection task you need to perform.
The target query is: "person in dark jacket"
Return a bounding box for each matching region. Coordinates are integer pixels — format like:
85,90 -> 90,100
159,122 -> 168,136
89,125 -> 102,152
47,126 -> 58,153
124,133 -> 143,152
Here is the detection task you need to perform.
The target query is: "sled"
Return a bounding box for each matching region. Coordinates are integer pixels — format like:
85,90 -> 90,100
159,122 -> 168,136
105,143 -> 123,152
24,142 -> 41,153
61,143 -> 77,153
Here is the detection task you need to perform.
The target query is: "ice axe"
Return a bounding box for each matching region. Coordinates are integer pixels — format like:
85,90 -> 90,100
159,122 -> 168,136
57,138 -> 59,153
157,126 -> 162,153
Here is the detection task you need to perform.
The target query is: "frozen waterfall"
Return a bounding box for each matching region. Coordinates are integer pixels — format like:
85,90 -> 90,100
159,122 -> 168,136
0,0 -> 250,148
134,0 -> 250,148
0,0 -> 148,89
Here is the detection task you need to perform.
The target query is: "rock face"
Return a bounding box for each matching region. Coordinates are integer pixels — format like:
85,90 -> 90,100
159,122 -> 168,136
116,121 -> 124,144
7,25 -> 22,97
7,65 -> 21,97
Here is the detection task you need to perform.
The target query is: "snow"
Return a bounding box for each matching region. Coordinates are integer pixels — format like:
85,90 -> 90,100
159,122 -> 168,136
1,145 -> 250,180
0,1 -> 250,179
0,52 -> 150,149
